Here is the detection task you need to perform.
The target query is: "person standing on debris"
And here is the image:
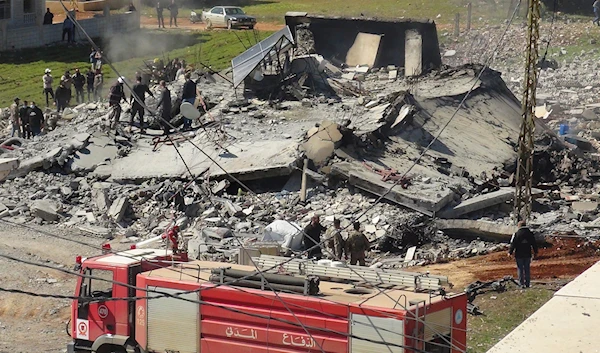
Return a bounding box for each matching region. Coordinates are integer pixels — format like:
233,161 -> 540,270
156,0 -> 165,28
346,221 -> 370,266
28,102 -> 44,137
130,76 -> 155,133
303,215 -> 326,260
55,82 -> 69,112
594,0 -> 600,26
156,80 -> 172,135
326,218 -> 345,260
43,8 -> 54,25
181,73 -> 199,130
19,100 -> 31,139
61,70 -> 73,104
93,69 -> 104,101
43,68 -> 54,107
89,48 -> 97,72
9,97 -> 21,137
94,50 -> 103,71
168,0 -> 178,27
72,68 -> 86,104
508,220 -> 538,289
86,69 -> 95,101
62,16 -> 74,43
108,77 -> 126,130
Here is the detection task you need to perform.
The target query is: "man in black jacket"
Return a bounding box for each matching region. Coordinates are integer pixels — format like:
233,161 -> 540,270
55,82 -> 69,112
508,220 -> 538,288
108,77 -> 126,130
130,76 -> 154,133
156,80 -> 172,135
73,69 -> 86,104
19,100 -> 31,139
29,102 -> 44,137
303,216 -> 326,260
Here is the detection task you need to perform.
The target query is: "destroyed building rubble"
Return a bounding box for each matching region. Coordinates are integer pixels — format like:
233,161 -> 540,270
1,15 -> 599,268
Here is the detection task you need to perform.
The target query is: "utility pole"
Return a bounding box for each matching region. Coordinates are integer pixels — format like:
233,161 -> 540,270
514,0 -> 540,222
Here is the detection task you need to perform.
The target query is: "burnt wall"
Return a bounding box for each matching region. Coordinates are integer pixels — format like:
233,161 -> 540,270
285,15 -> 442,72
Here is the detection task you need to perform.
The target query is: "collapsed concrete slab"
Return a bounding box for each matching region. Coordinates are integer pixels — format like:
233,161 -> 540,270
30,199 -> 61,222
345,33 -> 382,67
436,219 -> 516,242
94,134 -> 299,182
331,161 -> 454,216
438,188 -> 515,219
285,13 -> 442,72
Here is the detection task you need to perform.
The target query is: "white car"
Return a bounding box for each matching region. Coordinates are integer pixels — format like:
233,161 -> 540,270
201,6 -> 257,30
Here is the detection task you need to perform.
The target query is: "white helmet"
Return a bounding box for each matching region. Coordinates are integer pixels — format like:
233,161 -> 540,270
45,68 -> 51,73
117,76 -> 125,84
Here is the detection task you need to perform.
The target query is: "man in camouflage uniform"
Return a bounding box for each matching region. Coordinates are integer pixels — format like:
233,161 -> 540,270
9,97 -> 21,137
326,218 -> 345,260
346,221 -> 370,266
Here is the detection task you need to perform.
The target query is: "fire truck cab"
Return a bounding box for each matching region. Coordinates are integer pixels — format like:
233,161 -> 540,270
68,248 -> 186,353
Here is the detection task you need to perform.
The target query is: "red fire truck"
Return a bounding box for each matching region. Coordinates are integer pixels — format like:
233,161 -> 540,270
68,248 -> 467,353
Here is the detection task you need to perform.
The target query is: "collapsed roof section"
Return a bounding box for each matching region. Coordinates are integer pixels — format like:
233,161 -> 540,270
284,12 -> 442,74
231,26 -> 295,88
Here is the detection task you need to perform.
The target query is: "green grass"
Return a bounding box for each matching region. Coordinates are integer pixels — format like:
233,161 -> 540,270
140,0 -> 519,26
0,30 -> 271,108
467,288 -> 553,353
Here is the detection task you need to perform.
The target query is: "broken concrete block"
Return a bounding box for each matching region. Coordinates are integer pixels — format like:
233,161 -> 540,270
202,227 -> 233,240
30,199 -> 61,222
302,121 -> 343,165
92,184 -> 110,211
78,224 -> 112,238
187,234 -> 210,260
405,30 -> 423,76
572,201 -> 598,213
108,197 -> 129,222
364,224 -> 377,233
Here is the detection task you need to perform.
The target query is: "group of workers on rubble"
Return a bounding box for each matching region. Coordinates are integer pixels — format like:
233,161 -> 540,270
303,215 -> 371,266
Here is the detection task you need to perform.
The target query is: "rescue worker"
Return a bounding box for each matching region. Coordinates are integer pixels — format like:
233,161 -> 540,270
9,97 -> 21,137
43,8 -> 54,25
19,100 -> 31,139
43,68 -> 54,107
72,68 -> 86,104
28,102 -> 44,137
108,77 -> 126,130
162,225 -> 181,253
130,76 -> 155,133
55,82 -> 69,112
303,215 -> 326,260
86,69 -> 95,101
326,218 -> 345,260
346,221 -> 370,266
508,220 -> 538,288
156,80 -> 172,135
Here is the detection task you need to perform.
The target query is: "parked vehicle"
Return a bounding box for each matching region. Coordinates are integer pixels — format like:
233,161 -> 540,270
201,6 -> 256,30
66,247 -> 468,353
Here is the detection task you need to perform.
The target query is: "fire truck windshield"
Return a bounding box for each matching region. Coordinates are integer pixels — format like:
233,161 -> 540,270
82,268 -> 114,299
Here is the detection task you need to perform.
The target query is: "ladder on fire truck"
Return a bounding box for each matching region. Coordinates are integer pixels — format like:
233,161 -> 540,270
253,255 -> 450,293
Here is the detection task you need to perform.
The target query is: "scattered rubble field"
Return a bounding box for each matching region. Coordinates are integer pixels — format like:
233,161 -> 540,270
416,237 -> 600,288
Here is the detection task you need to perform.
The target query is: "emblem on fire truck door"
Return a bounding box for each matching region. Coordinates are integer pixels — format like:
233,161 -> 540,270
98,305 -> 109,319
454,309 -> 464,325
76,319 -> 89,340
136,306 -> 145,327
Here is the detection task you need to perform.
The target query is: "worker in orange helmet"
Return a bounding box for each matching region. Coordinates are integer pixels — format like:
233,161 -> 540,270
162,225 -> 180,253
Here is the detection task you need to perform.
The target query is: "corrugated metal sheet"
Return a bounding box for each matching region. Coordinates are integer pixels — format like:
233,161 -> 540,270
350,314 -> 404,353
423,307 -> 451,341
147,287 -> 199,353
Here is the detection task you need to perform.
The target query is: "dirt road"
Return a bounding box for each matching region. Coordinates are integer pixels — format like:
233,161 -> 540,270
414,237 -> 600,288
0,222 -> 107,353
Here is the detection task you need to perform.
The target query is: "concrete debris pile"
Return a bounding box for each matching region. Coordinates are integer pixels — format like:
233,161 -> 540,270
4,15 -> 600,269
